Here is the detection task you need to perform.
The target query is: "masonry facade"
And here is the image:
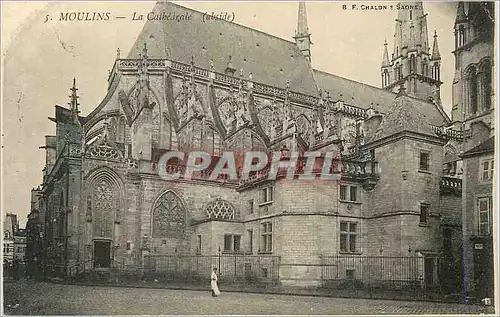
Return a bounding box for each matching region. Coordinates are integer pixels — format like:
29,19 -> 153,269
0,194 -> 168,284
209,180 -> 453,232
450,2 -> 495,299
35,1 -> 494,291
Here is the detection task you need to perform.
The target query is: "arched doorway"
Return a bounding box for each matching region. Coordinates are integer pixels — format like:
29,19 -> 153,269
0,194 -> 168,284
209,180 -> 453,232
85,167 -> 124,268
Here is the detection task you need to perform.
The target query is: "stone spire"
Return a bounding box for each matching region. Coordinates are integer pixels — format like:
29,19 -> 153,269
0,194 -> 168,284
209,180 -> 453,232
296,1 -> 309,37
393,1 -> 427,56
382,1 -> 441,102
431,30 -> 441,60
455,2 -> 467,24
381,40 -> 390,67
69,77 -> 79,116
293,1 -> 312,62
68,78 -> 82,127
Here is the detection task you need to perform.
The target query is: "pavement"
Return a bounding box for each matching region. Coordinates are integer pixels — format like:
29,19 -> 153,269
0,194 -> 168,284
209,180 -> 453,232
3,279 -> 496,315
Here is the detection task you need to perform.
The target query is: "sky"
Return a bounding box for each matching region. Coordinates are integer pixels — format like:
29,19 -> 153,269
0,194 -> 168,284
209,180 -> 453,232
2,1 -> 457,227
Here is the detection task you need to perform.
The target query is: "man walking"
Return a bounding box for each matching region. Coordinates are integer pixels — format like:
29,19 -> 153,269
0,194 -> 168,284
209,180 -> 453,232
211,267 -> 220,297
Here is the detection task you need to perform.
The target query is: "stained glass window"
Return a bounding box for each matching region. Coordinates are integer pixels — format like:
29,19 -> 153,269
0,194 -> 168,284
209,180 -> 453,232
152,191 -> 186,238
92,180 -> 114,238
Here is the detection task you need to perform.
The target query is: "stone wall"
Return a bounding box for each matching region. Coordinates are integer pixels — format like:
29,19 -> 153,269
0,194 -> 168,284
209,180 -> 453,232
462,153 -> 494,294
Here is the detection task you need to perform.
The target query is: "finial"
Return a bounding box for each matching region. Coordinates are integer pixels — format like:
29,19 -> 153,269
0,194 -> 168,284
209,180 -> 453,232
286,80 -> 290,90
191,56 -> 195,67
165,47 -> 170,58
434,30 -> 437,38
319,89 -> 323,98
326,91 -> 330,100
249,72 -> 253,80
209,59 -> 214,71
384,39 -> 387,46
240,68 -> 244,77
117,48 -> 121,59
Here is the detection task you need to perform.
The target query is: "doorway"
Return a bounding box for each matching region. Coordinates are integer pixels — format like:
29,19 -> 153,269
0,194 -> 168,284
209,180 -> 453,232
424,257 -> 435,285
93,240 -> 111,268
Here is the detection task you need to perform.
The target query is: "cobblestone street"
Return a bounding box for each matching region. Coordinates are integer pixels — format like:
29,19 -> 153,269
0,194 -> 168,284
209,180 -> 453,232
3,280 -> 495,315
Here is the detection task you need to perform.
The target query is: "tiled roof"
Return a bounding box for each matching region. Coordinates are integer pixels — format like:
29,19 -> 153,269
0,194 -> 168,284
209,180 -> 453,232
312,70 -> 447,127
462,136 -> 494,156
127,1 -> 319,97
124,1 -> 449,134
371,88 -> 435,141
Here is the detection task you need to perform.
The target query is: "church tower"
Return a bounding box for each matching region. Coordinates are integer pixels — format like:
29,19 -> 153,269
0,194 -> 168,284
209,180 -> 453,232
381,1 -> 442,103
294,1 -> 312,62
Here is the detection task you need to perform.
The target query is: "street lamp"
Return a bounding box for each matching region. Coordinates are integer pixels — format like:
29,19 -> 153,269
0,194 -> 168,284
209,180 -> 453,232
217,246 -> 221,275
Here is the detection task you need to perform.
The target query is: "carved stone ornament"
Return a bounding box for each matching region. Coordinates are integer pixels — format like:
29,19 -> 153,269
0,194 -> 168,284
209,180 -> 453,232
175,74 -> 204,128
205,199 -> 239,220
86,120 -> 124,161
401,170 -> 409,180
347,203 -> 353,213
68,143 -> 82,156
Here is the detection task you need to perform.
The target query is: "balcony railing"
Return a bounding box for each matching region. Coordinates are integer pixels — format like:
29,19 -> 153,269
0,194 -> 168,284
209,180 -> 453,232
440,176 -> 462,195
430,126 -> 464,141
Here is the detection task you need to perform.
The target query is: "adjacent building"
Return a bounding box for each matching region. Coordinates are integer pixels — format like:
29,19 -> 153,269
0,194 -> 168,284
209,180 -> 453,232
14,229 -> 27,263
3,214 -> 18,264
33,1 -> 494,294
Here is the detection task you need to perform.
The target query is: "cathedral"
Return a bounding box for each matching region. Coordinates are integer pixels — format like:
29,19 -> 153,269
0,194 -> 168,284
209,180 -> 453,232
32,1 -> 494,298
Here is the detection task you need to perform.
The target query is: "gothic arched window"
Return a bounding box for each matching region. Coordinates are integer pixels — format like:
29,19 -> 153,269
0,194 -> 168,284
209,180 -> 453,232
92,180 -> 116,238
206,199 -> 239,220
395,63 -> 401,80
382,69 -> 390,87
432,63 -> 440,81
480,61 -> 492,109
458,25 -> 466,47
469,68 -> 478,114
421,60 -> 428,77
152,191 -> 186,238
410,55 -> 416,73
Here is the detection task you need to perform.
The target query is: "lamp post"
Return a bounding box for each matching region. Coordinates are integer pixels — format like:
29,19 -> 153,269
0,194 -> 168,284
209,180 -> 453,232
218,246 -> 221,275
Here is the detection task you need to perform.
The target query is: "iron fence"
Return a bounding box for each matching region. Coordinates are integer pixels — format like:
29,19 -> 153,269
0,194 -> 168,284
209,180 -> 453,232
144,254 -> 280,284
320,255 -> 427,299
